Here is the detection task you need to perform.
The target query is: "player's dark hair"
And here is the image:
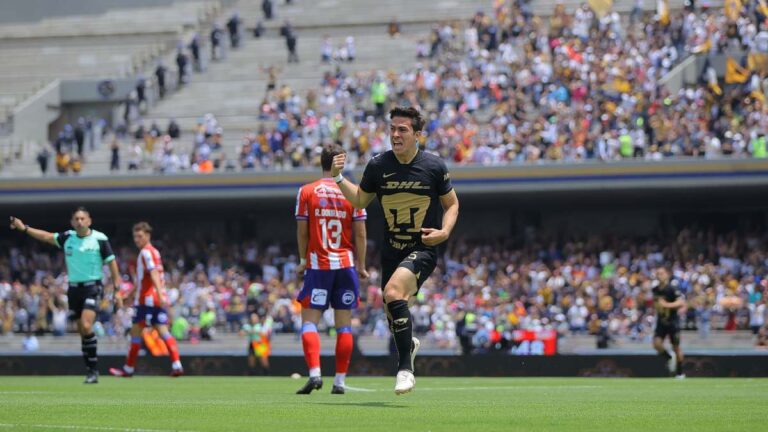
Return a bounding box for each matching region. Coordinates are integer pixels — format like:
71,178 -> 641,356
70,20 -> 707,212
321,143 -> 345,172
133,221 -> 153,234
72,206 -> 90,217
389,106 -> 425,132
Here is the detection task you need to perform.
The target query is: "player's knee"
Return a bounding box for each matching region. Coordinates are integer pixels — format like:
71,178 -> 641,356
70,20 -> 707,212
80,322 -> 93,334
383,283 -> 407,303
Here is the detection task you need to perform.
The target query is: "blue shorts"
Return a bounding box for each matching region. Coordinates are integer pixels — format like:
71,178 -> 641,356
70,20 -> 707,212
133,305 -> 169,326
297,267 -> 359,310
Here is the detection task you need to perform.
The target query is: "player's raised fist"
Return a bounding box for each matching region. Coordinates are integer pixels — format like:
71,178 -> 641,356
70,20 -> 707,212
331,153 -> 346,177
9,216 -> 24,230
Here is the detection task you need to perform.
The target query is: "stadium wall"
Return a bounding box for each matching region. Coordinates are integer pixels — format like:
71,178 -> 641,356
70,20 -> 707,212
10,79 -> 61,158
2,159 -> 768,204
4,160 -> 767,244
2,354 -> 767,378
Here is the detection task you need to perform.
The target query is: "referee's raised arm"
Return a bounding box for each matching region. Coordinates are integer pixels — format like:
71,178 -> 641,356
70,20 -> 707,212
9,216 -> 58,247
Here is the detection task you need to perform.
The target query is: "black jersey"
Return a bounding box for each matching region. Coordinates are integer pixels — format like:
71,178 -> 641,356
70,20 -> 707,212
359,150 -> 452,258
652,280 -> 682,326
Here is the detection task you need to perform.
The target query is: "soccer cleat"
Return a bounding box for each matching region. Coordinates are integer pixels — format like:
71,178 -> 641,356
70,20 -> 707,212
296,377 -> 323,394
109,367 -> 133,378
170,368 -> 184,378
84,369 -> 99,384
675,374 -> 686,380
331,385 -> 345,394
394,370 -> 415,395
410,337 -> 421,373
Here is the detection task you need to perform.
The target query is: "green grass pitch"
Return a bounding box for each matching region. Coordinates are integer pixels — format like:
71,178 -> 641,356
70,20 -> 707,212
0,376 -> 766,431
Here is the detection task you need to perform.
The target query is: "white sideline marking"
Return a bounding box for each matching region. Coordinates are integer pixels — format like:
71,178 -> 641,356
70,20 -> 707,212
0,391 -> 55,395
418,385 -> 602,391
343,385 -> 378,392
342,384 -> 602,393
0,423 -> 197,432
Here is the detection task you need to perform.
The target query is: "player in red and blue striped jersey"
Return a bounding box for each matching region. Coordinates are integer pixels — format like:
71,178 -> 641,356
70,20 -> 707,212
294,144 -> 368,394
109,222 -> 183,378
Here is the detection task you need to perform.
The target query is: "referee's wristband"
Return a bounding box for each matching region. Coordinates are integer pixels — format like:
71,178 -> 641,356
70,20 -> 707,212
333,173 -> 344,184
24,224 -> 29,234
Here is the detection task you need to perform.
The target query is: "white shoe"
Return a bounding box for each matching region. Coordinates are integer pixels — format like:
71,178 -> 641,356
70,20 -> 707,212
411,337 -> 421,372
394,370 -> 415,395
675,374 -> 686,380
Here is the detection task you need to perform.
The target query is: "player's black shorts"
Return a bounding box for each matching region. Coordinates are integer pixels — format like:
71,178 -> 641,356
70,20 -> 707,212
654,321 -> 681,346
67,281 -> 103,319
381,249 -> 437,292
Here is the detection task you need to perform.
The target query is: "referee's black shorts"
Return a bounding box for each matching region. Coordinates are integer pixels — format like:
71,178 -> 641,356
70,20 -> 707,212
67,281 -> 103,319
381,249 -> 437,293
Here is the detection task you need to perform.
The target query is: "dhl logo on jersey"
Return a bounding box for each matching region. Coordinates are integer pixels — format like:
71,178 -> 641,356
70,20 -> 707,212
381,181 -> 430,190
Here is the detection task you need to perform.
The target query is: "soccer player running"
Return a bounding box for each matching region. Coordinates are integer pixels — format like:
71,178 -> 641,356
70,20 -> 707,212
109,222 -> 183,377
652,267 -> 686,378
332,106 -> 459,395
295,143 -> 368,395
9,208 -> 121,384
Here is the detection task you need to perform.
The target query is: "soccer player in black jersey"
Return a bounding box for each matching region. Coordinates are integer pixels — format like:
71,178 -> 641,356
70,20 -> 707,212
331,106 -> 459,395
652,267 -> 686,378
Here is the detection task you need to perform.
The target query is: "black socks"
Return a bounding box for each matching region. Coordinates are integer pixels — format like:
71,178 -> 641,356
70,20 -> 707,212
387,300 -> 413,372
82,333 -> 98,371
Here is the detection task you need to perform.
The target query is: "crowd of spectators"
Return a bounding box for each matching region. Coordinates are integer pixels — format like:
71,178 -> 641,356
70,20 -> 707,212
109,1 -> 768,175
2,225 -> 766,354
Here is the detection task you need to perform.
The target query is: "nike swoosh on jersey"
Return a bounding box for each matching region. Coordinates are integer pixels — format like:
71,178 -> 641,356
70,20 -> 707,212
383,172 -> 397,178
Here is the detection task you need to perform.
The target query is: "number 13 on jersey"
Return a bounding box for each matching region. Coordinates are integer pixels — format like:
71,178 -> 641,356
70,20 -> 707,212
319,218 -> 342,249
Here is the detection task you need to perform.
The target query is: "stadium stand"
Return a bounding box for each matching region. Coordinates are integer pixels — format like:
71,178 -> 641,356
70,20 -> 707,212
12,0 -> 768,177
1,2 -> 768,390
0,1 -> 223,174
2,225 -> 766,354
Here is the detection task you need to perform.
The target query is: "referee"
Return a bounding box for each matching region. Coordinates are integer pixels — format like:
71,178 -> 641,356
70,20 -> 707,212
10,207 -> 121,384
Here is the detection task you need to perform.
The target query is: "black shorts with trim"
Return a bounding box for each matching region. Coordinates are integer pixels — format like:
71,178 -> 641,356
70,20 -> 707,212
67,281 -> 103,319
654,321 -> 681,346
381,249 -> 437,292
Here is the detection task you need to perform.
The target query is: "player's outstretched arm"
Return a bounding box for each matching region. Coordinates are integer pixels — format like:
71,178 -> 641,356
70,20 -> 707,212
9,216 -> 57,247
331,153 -> 375,209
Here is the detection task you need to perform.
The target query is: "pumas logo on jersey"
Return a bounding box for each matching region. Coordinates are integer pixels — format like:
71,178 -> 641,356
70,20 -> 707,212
341,291 -> 355,305
310,289 -> 327,306
381,181 -> 430,190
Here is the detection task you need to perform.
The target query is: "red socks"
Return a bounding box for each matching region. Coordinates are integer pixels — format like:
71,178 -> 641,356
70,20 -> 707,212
335,327 -> 353,375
